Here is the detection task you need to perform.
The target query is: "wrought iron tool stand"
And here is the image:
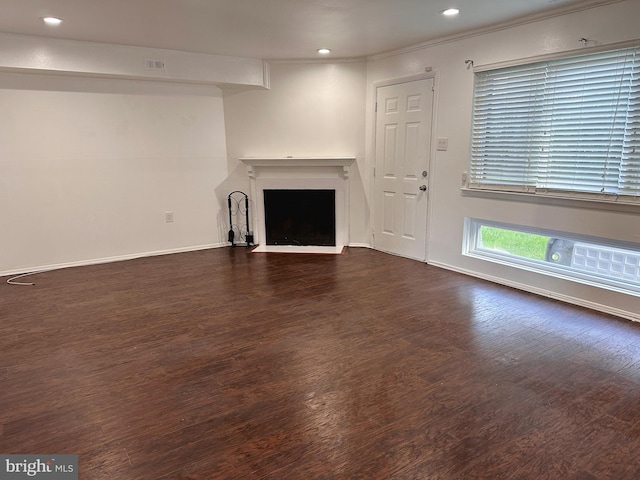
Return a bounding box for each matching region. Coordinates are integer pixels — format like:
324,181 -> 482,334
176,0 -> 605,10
227,191 -> 253,248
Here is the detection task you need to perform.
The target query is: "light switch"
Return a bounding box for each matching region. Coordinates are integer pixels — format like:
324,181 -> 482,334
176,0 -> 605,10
437,137 -> 448,151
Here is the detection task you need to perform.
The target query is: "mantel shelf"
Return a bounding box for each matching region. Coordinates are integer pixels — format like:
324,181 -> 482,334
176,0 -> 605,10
239,156 -> 356,178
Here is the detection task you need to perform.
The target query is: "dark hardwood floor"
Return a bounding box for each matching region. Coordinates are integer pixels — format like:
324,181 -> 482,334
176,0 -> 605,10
2,247 -> 640,479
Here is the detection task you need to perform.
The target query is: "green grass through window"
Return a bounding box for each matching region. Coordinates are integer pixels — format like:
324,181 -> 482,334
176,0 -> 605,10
479,226 -> 550,261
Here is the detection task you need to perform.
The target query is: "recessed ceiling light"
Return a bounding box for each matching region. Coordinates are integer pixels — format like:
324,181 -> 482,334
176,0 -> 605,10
43,17 -> 63,25
317,48 -> 331,55
442,8 -> 460,16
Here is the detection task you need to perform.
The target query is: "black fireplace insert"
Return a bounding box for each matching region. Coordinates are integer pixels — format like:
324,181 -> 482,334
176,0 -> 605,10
264,189 -> 336,246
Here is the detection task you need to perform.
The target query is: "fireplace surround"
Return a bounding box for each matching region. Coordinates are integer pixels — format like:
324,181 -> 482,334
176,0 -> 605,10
239,157 -> 355,253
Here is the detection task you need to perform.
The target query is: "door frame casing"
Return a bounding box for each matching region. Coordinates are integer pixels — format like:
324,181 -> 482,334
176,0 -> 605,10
371,72 -> 438,262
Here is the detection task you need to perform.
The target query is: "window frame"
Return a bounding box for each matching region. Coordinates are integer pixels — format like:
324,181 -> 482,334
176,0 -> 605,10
463,218 -> 640,297
467,40 -> 640,206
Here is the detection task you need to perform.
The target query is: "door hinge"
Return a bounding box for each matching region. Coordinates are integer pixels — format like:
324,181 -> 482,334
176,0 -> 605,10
375,102 -> 378,113
373,165 -> 376,178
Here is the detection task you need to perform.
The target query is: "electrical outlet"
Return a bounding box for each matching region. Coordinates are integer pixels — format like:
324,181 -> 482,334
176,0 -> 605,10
165,211 -> 174,223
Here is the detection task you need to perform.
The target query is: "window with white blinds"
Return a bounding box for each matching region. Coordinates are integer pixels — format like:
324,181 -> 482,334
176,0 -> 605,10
470,46 -> 640,199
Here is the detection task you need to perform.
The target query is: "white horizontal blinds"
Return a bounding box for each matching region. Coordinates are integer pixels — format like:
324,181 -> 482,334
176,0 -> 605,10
471,64 -> 547,191
543,50 -> 636,193
620,49 -> 640,194
470,46 -> 640,198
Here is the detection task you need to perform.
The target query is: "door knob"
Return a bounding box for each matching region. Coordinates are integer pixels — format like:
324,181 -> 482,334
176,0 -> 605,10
419,185 -> 427,191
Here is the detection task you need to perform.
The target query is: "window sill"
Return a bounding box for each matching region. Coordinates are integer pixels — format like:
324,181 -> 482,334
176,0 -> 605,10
464,249 -> 640,298
461,187 -> 640,213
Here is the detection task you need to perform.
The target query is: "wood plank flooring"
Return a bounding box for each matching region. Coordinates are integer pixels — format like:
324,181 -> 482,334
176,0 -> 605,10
2,247 -> 640,479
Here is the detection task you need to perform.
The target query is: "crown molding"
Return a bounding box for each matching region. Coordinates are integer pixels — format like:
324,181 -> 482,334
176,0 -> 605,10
368,0 -> 626,61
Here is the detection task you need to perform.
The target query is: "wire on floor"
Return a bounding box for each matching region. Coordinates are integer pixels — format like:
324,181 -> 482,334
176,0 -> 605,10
6,270 -> 48,286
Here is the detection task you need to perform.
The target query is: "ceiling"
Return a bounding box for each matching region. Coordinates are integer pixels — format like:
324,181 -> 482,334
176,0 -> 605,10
0,0 -> 603,60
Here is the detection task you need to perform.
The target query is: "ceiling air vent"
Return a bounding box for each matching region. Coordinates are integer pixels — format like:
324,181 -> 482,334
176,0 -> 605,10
145,59 -> 166,70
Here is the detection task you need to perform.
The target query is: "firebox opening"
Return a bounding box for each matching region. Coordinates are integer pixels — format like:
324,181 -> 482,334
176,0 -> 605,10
264,189 -> 336,246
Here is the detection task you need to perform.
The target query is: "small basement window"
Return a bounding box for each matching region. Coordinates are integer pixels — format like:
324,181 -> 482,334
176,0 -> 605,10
464,218 -> 640,296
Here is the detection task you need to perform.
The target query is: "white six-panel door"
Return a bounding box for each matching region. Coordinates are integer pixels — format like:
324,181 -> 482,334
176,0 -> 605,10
373,78 -> 434,261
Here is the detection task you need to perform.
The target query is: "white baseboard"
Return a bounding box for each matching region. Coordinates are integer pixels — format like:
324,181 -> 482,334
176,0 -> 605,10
1,243 -> 225,277
427,260 -> 640,323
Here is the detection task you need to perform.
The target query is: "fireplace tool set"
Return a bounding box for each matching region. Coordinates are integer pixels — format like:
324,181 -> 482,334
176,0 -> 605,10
227,191 -> 253,248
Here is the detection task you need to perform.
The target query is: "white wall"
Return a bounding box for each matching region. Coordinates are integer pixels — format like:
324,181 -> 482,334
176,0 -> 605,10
366,0 -> 640,319
0,30 -> 268,276
223,61 -> 369,245
0,73 -> 230,275
0,32 -> 267,88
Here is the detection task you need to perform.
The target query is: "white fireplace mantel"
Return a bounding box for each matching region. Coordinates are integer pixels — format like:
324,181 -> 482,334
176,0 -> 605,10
239,157 -> 355,179
238,156 -> 356,253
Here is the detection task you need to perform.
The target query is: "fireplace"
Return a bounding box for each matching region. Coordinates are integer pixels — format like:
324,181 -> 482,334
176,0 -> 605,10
264,189 -> 336,246
239,157 -> 355,253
